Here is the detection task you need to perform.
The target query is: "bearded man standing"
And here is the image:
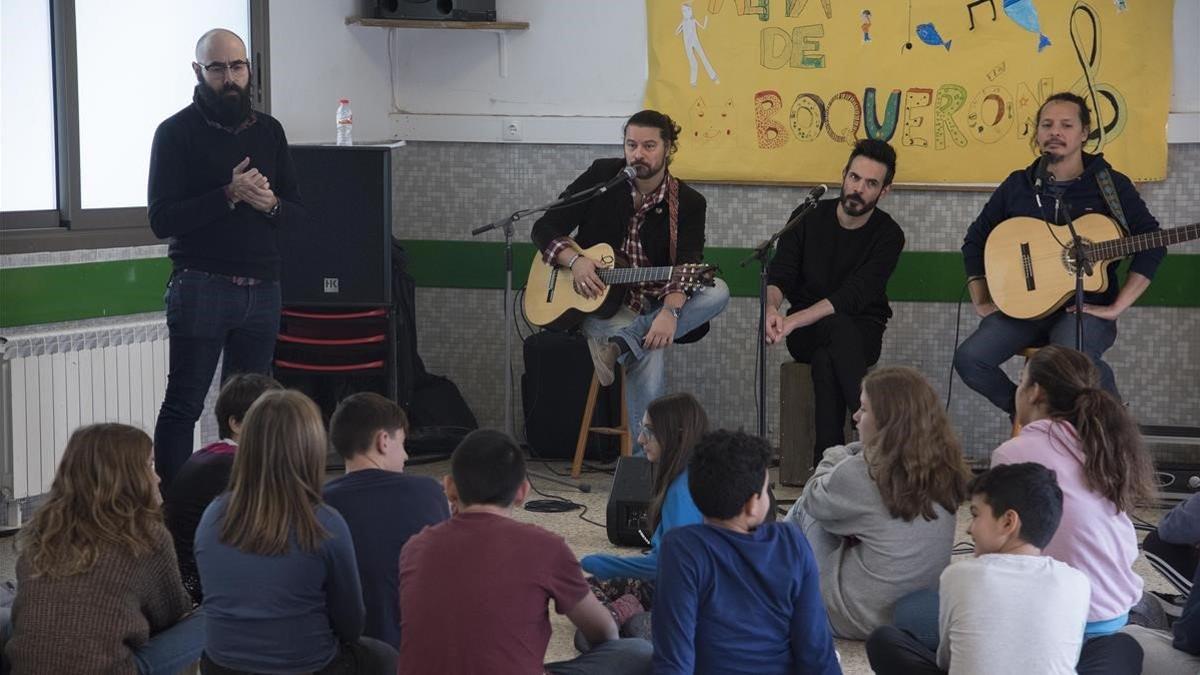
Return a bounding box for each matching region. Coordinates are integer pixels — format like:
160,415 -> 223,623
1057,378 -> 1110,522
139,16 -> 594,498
148,28 -> 302,484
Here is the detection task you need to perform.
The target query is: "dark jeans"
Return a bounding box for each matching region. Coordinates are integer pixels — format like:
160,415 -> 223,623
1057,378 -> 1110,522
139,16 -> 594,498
786,313 -> 884,466
892,588 -> 940,651
867,625 -> 1144,674
154,270 -> 280,484
545,637 -> 653,675
953,310 -> 1118,416
866,626 -> 944,675
1077,633 -> 1145,674
200,637 -> 397,675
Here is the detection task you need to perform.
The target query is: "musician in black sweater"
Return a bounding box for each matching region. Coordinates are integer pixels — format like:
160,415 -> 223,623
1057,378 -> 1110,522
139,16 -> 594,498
954,92 -> 1164,417
766,139 -> 905,467
147,28 -> 302,484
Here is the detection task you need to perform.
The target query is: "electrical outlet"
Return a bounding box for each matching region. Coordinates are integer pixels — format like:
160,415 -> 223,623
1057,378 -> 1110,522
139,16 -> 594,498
502,118 -> 522,142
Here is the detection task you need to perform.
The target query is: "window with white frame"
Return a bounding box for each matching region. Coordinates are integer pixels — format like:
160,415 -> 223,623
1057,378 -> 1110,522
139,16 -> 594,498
1,0 -> 262,237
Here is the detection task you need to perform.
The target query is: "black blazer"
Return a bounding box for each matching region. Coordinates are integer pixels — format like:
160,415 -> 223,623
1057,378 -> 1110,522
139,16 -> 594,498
531,158 -> 707,266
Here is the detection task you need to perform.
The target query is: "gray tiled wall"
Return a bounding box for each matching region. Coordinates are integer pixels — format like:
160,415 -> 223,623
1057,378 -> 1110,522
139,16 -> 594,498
5,144 -> 1196,463
396,142 -> 1200,462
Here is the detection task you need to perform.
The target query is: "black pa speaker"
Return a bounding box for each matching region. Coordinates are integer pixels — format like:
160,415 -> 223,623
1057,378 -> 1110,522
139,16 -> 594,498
522,331 -> 620,460
606,456 -> 654,547
370,0 -> 496,21
281,145 -> 393,306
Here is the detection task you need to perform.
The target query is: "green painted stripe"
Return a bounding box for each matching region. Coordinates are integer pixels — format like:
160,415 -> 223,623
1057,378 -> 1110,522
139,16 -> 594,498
1,258 -> 172,328
2,244 -> 1197,328
399,240 -> 1200,306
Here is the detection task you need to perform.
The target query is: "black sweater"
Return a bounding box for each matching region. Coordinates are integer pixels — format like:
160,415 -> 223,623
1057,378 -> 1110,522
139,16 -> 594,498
163,442 -> 236,604
767,199 -> 905,324
148,92 -> 302,280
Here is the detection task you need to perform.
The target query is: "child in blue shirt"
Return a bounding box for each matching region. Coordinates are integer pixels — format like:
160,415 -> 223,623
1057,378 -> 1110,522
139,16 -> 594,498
653,429 -> 840,675
581,394 -> 706,631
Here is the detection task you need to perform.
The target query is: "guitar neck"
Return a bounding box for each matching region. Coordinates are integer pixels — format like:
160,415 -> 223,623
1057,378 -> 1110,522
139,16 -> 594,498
1090,223 -> 1200,260
597,266 -> 676,286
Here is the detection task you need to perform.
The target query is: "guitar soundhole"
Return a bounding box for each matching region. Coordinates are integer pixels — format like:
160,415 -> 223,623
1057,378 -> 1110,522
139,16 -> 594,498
1060,237 -> 1095,276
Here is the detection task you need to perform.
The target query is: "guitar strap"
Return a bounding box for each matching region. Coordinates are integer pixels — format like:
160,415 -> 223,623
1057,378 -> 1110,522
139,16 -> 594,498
1095,168 -> 1129,235
668,175 -> 679,264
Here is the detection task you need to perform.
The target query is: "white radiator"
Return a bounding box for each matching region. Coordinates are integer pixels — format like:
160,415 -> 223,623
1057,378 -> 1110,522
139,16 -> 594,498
0,320 -> 197,508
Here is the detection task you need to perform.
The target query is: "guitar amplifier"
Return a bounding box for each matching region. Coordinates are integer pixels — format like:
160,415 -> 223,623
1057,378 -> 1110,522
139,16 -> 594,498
1143,425 -> 1200,502
607,456 -> 654,547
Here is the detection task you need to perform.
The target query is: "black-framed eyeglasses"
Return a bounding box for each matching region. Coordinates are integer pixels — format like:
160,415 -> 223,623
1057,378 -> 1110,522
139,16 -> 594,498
199,60 -> 250,76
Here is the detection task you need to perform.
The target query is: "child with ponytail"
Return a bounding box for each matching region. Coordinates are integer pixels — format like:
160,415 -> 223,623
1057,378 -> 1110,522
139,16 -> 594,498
993,344 -> 1154,639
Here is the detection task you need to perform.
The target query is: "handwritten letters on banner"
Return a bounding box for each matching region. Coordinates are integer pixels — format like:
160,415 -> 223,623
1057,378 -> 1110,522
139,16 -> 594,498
643,0 -> 1173,184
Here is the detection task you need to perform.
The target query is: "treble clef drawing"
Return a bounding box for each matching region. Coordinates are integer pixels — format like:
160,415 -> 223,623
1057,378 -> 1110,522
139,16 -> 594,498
1069,1 -> 1126,152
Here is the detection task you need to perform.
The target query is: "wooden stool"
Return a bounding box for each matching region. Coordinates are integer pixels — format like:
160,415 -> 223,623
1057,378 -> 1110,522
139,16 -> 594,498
779,362 -> 856,486
572,367 -> 633,479
1011,346 -> 1041,437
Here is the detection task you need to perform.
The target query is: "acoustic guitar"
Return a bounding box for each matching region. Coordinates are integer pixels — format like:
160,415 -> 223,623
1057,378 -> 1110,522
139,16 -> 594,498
523,243 -> 717,330
984,214 -> 1200,319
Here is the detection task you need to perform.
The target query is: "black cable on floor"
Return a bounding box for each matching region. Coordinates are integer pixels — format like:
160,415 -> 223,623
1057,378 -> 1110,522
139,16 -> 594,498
538,460 -> 615,478
524,478 -> 606,529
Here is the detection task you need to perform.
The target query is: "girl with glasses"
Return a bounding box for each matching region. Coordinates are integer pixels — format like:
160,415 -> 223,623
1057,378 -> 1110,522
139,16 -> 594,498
579,392 -> 709,641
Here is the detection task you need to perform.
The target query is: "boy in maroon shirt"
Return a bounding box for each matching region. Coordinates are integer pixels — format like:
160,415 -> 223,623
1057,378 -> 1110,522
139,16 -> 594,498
398,429 -> 651,674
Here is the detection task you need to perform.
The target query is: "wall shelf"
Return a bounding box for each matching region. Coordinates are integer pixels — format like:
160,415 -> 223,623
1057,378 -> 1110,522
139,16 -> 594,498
346,16 -> 529,78
345,17 -> 529,30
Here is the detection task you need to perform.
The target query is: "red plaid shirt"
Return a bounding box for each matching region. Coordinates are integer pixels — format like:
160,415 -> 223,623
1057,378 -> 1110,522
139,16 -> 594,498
543,172 -> 682,314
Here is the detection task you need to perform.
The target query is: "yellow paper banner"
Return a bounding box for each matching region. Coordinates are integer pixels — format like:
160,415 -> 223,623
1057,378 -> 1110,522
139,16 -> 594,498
643,0 -> 1173,185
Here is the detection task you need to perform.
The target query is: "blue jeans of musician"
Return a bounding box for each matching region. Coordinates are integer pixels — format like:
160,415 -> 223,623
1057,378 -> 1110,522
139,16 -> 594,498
582,279 -> 730,453
154,270 -> 280,484
953,309 -> 1118,417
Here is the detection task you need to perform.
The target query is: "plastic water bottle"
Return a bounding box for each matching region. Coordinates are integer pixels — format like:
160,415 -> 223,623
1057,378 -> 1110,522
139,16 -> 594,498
335,99 -> 353,146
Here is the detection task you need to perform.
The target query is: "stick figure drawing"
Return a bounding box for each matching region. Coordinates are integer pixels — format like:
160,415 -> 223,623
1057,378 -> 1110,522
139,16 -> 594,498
676,3 -> 719,86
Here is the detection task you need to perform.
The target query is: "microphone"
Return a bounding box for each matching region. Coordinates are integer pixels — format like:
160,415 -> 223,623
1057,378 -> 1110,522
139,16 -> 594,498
599,165 -> 637,191
595,165 -> 637,196
1034,152 -> 1054,209
1033,152 -> 1053,193
471,167 -> 634,236
805,184 -> 829,204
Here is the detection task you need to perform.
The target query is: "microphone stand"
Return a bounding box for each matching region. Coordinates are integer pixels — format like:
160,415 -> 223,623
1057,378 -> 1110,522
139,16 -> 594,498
740,198 -> 822,438
1035,158 -> 1086,352
471,173 -> 628,493
1056,193 -> 1090,352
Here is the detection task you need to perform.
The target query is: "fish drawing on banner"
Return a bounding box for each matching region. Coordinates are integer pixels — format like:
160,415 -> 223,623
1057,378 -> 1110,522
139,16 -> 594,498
676,3 -> 719,87
916,23 -> 952,50
1003,0 -> 1052,51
